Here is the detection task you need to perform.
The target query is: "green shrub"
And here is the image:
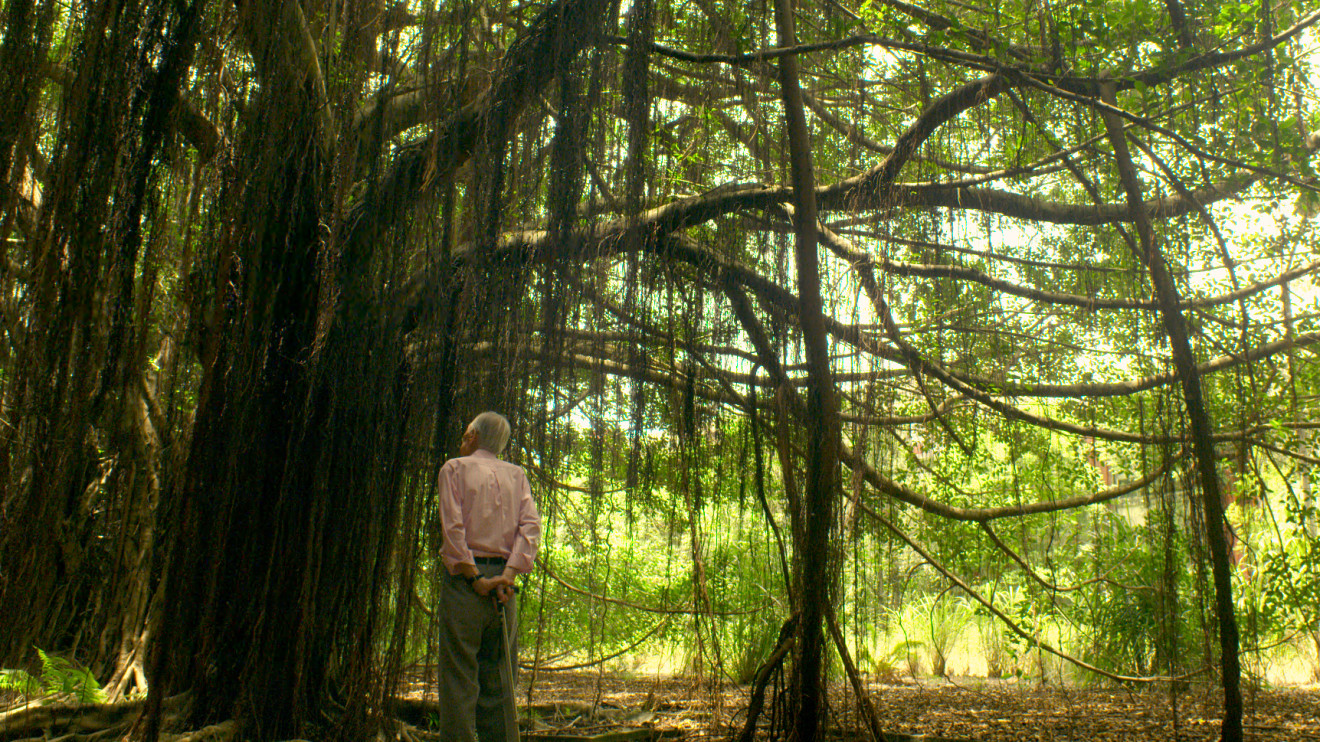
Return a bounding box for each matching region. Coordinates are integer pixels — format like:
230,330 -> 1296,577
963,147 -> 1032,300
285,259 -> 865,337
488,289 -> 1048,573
0,648 -> 105,705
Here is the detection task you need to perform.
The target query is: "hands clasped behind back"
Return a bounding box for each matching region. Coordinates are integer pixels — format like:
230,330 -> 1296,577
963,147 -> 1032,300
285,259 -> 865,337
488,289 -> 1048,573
473,573 -> 516,603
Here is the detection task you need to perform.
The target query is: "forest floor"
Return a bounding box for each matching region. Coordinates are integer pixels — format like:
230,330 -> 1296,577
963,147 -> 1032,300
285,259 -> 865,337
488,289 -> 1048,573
403,669 -> 1320,741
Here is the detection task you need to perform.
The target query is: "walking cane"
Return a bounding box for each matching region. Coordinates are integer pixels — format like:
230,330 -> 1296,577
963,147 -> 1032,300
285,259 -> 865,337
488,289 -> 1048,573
497,587 -> 519,742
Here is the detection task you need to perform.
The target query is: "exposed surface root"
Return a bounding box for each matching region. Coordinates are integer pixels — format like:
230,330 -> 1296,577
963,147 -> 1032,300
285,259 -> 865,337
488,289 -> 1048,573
0,699 -> 143,740
164,720 -> 239,741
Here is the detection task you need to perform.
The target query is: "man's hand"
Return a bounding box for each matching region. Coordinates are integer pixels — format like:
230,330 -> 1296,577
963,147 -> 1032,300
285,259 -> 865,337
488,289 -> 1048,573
474,574 -> 515,602
493,567 -> 519,603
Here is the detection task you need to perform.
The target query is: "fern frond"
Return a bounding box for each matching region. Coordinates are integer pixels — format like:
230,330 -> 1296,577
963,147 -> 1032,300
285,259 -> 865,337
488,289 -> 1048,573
29,647 -> 105,704
70,666 -> 105,704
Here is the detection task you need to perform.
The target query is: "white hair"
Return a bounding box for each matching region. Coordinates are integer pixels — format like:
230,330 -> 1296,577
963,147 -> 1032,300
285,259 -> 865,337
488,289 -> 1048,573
470,411 -> 511,456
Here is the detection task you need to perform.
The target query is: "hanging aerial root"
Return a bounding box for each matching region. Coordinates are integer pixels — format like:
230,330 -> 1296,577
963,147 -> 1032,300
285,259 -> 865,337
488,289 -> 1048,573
734,616 -> 797,742
825,605 -> 885,742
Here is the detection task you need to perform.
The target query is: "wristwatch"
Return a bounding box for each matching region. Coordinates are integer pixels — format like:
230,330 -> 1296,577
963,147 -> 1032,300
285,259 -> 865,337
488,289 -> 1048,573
463,573 -> 478,587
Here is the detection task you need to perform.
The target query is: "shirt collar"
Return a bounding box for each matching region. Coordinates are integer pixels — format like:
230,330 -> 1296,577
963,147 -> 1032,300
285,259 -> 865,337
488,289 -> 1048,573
471,449 -> 499,460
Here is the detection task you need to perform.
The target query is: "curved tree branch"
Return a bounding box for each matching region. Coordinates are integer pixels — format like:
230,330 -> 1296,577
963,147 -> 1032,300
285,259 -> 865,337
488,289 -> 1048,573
956,332 -> 1320,399
346,0 -> 612,245
822,222 -> 1320,314
841,440 -> 1180,523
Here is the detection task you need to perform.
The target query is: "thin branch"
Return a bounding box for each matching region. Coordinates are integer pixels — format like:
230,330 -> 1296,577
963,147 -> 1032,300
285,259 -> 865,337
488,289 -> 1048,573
536,558 -> 758,616
801,88 -> 996,176
828,225 -> 1128,274
978,521 -> 1155,594
608,7 -> 1320,112
604,31 -> 890,65
1015,68 -> 1319,192
1250,438 -> 1320,467
521,619 -> 669,672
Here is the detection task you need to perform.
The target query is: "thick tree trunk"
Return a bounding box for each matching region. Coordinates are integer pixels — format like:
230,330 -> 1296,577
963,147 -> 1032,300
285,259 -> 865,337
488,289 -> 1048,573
772,1 -> 841,740
1099,83 -> 1242,742
145,0 -> 614,737
149,101 -> 333,735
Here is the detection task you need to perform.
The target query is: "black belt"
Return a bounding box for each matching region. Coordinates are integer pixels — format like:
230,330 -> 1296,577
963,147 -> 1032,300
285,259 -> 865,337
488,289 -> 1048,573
474,556 -> 506,565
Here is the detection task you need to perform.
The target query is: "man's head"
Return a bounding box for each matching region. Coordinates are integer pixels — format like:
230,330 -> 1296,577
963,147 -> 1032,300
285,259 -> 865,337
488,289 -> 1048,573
462,411 -> 511,457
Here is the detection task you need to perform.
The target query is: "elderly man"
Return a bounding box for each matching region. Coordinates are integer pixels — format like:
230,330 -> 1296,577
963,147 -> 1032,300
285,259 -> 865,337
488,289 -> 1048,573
437,411 -> 541,742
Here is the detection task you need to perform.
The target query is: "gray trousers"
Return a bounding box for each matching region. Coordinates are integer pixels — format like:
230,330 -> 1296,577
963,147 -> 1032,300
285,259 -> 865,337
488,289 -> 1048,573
437,563 -> 519,742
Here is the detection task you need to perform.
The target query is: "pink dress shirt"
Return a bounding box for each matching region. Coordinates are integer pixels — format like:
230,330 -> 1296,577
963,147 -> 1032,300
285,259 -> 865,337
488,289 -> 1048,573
438,449 -> 541,575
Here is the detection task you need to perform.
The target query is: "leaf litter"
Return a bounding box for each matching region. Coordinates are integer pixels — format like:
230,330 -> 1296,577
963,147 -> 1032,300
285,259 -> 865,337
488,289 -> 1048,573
403,669 -> 1320,741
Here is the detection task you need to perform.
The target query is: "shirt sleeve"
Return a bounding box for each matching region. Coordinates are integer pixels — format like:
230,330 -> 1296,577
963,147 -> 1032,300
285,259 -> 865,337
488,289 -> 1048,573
438,460 -> 474,574
505,469 -> 541,574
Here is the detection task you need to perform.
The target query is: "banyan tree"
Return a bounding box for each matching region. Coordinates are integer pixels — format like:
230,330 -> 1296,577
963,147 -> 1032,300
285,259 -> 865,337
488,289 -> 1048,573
2,0 -> 1320,739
